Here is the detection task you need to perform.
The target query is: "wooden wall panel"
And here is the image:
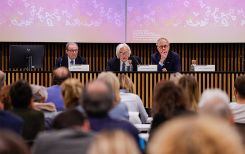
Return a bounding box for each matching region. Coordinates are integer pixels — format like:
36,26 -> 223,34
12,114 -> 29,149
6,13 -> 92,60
1,42 -> 245,72
3,71 -> 245,109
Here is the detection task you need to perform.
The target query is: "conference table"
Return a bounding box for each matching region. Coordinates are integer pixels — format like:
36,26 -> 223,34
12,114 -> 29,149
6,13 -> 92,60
4,71 -> 244,108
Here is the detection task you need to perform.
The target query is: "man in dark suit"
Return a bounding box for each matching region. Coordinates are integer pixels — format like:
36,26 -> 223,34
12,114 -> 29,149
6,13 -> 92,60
106,43 -> 141,72
55,42 -> 86,68
151,38 -> 181,72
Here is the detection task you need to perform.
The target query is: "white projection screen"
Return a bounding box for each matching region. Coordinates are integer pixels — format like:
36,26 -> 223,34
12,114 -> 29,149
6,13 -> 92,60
0,0 -> 245,43
127,0 -> 245,43
0,0 -> 125,43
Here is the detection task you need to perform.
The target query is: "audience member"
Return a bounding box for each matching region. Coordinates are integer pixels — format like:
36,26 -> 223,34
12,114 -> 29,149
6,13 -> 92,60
147,116 -> 244,154
106,43 -> 141,72
55,42 -> 86,68
118,74 -> 148,124
229,75 -> 245,123
97,72 -> 129,120
199,89 -> 233,123
46,67 -> 70,111
80,80 -> 139,144
178,75 -> 199,112
88,130 -> 140,154
10,80 -> 44,144
0,130 -> 30,154
150,80 -> 192,138
0,86 -> 12,110
0,101 -> 23,134
60,78 -> 83,109
151,37 -> 181,72
32,109 -> 93,154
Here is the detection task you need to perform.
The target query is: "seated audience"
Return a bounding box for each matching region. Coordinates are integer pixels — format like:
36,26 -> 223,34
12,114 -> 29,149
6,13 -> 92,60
88,130 -> 140,154
151,37 -> 181,72
10,80 -> 44,144
0,86 -> 12,110
0,101 -> 23,134
147,116 -> 244,154
55,42 -> 86,68
0,130 -> 30,154
106,43 -> 141,72
97,72 -> 129,121
229,75 -> 245,123
150,81 -> 193,138
199,89 -> 233,123
46,67 -> 70,111
32,109 -> 93,154
80,80 -> 139,144
60,78 -> 83,110
178,75 -> 199,112
118,74 -> 148,124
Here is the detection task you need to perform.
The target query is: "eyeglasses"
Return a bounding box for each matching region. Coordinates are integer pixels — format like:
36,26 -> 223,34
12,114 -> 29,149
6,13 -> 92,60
67,49 -> 78,52
157,45 -> 169,49
119,52 -> 129,56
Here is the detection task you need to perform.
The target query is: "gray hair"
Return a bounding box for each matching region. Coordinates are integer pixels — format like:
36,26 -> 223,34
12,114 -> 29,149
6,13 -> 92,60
198,89 -> 232,122
65,42 -> 78,50
156,37 -> 169,46
115,43 -> 131,58
199,89 -> 230,107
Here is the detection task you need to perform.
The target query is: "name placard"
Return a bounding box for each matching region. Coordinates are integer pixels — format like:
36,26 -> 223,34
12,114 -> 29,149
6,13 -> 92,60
137,65 -> 158,72
193,65 -> 215,72
69,65 -> 89,72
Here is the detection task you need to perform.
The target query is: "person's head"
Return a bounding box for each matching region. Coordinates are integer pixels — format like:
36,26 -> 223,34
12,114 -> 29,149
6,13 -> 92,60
234,75 -> 245,101
170,72 -> 183,84
52,108 -> 89,131
61,78 -> 83,109
156,37 -> 170,57
178,75 -> 199,112
115,43 -> 132,62
97,72 -> 120,106
31,85 -> 48,103
9,80 -> 32,109
0,86 -> 12,110
88,130 -> 140,154
153,80 -> 188,118
52,67 -> 70,85
147,116 -> 244,154
80,80 -> 114,117
65,42 -> 79,60
118,74 -> 135,93
0,70 -> 6,89
198,89 -> 233,123
0,130 -> 30,154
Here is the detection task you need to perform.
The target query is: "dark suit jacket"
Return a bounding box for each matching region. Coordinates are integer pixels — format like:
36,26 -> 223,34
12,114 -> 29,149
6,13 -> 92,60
151,51 -> 181,72
55,55 -> 86,68
106,56 -> 141,72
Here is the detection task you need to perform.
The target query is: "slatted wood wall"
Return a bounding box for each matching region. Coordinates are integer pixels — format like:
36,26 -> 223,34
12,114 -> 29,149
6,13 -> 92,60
3,71 -> 245,109
1,42 -> 245,71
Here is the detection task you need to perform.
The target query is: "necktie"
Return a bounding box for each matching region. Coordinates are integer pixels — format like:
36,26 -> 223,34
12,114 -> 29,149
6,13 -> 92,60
122,62 -> 126,71
70,60 -> 74,65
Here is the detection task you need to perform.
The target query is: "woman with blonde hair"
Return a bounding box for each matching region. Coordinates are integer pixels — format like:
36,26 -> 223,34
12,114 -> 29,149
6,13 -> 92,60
147,116 -> 244,154
88,130 -> 140,154
97,72 -> 129,121
178,75 -> 199,112
118,74 -> 148,124
60,78 -> 83,109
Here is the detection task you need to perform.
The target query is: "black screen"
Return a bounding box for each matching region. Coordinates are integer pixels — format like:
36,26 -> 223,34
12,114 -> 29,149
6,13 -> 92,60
9,45 -> 45,69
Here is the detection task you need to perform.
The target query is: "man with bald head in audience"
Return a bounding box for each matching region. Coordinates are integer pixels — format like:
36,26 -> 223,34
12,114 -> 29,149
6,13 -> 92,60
46,67 -> 70,111
80,80 -> 140,144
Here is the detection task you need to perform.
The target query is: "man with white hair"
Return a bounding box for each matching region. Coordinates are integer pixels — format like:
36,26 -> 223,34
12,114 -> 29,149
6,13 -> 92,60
106,43 -> 141,72
198,89 -> 233,124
